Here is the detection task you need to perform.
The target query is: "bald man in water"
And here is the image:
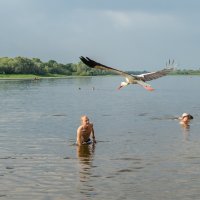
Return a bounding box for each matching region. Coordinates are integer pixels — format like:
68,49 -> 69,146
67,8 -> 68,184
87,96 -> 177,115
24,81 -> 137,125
76,115 -> 96,146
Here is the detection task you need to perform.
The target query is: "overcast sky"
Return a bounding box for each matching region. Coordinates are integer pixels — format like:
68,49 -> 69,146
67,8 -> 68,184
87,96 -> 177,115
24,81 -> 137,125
0,0 -> 200,70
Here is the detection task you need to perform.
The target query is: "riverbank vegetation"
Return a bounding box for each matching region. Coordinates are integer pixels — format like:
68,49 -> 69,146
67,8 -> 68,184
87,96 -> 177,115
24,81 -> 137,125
0,56 -> 113,77
0,56 -> 199,78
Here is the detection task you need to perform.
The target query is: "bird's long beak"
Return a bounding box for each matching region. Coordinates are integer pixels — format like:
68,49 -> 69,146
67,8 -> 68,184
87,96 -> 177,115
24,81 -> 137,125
117,85 -> 123,90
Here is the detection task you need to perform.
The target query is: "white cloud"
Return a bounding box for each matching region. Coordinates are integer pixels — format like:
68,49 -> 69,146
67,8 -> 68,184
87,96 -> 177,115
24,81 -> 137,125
103,10 -> 175,30
105,10 -> 132,28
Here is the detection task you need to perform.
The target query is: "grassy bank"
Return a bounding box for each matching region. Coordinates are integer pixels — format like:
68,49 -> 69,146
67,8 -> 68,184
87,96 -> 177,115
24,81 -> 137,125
0,73 -> 199,80
0,74 -> 70,80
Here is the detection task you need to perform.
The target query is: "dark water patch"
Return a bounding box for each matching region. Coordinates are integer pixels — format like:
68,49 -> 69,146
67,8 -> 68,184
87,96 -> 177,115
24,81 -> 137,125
80,187 -> 95,192
90,175 -> 102,178
127,131 -> 137,134
138,113 -> 149,116
145,162 -> 154,166
6,166 -> 14,170
117,169 -> 134,173
27,145 -> 40,149
105,176 -> 115,178
96,140 -> 110,143
0,195 -> 6,197
102,114 -> 112,117
0,156 -> 16,159
150,116 -> 178,120
185,156 -> 200,160
112,157 -> 142,161
150,117 -> 164,120
80,180 -> 87,183
63,156 -> 71,159
23,156 -> 34,159
132,166 -> 144,170
52,114 -> 67,117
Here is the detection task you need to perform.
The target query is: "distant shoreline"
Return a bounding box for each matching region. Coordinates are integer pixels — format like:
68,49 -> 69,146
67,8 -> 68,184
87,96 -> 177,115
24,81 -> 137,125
0,73 -> 199,80
0,75 -> 94,80
0,74 -> 119,80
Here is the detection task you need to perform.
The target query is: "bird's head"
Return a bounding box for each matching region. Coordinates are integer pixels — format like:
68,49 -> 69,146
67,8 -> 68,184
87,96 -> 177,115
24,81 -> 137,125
117,81 -> 129,90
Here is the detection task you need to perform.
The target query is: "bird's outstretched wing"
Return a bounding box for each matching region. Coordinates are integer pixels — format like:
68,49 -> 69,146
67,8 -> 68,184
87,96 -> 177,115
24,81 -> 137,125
136,68 -> 174,81
80,56 -> 134,80
80,56 -> 174,82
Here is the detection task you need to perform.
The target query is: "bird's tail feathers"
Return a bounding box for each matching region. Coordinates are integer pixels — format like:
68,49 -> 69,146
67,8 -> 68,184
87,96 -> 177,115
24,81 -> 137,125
166,59 -> 176,69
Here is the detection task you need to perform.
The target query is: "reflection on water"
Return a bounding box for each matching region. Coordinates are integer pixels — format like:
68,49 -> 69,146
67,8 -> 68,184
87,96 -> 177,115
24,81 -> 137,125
77,144 -> 95,180
180,123 -> 190,141
76,144 -> 96,198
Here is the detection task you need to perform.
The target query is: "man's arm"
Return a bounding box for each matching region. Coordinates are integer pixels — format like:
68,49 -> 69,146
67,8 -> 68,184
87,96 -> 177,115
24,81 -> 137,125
91,124 -> 96,143
76,127 -> 82,146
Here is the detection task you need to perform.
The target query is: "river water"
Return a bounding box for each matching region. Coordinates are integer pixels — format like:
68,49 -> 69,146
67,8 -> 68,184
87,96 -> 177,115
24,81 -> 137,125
0,76 -> 200,200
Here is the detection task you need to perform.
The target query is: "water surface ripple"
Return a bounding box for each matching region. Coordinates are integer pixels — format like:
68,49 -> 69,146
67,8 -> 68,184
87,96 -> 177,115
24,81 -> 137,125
0,76 -> 200,199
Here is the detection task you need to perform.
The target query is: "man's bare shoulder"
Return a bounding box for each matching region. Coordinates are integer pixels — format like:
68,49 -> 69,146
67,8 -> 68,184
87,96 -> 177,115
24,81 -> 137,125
77,125 -> 83,131
89,123 -> 93,128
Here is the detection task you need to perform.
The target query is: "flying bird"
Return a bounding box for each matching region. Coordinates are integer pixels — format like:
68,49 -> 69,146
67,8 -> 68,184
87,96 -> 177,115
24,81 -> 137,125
80,56 -> 174,91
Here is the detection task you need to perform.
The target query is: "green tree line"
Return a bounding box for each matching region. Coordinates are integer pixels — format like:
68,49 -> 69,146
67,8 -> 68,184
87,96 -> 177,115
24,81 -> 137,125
0,56 -> 200,76
170,69 -> 200,75
0,56 -> 113,76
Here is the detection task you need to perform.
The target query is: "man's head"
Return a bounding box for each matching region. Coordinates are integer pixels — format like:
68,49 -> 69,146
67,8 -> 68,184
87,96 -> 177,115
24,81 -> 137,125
181,113 -> 191,123
81,115 -> 89,125
181,113 -> 189,119
181,113 -> 194,120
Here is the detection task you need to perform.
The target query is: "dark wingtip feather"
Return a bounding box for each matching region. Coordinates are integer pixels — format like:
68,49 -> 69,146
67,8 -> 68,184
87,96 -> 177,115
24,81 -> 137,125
79,56 -> 96,68
79,56 -> 86,62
